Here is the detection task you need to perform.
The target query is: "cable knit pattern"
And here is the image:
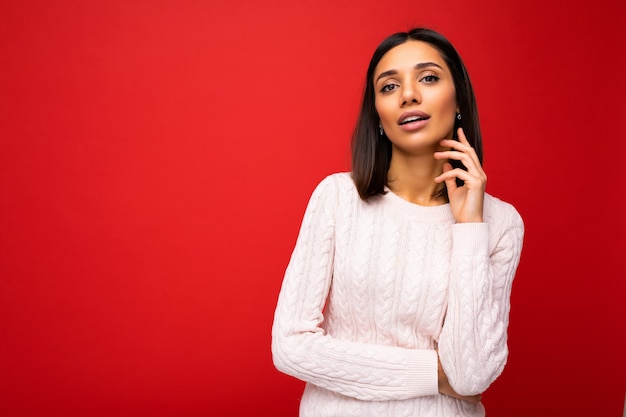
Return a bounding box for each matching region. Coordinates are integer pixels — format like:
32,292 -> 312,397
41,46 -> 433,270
272,172 -> 524,417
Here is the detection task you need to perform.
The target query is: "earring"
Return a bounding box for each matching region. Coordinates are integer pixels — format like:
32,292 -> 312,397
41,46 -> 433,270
456,113 -> 462,121
379,123 -> 384,136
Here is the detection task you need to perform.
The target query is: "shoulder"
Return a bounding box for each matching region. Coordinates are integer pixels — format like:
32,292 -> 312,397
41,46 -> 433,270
484,194 -> 523,223
317,171 -> 355,188
483,193 -> 525,241
311,172 -> 358,200
302,172 -> 359,213
300,172 -> 360,227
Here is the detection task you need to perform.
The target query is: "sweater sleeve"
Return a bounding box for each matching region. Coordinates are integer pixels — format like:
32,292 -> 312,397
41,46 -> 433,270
271,174 -> 439,401
438,200 -> 524,396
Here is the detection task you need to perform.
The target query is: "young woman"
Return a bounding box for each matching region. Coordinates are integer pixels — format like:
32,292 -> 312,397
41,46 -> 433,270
271,28 -> 524,417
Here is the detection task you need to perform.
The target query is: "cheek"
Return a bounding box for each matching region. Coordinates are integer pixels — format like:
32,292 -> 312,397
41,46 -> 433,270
437,90 -> 458,135
375,97 -> 392,123
440,89 -> 458,115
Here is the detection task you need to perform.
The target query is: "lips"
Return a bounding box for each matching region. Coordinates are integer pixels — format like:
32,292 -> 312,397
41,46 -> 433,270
398,110 -> 430,125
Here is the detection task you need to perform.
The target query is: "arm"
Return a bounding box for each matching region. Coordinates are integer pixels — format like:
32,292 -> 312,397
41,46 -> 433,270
438,208 -> 524,395
271,174 -> 439,401
437,351 -> 482,404
434,128 -> 525,395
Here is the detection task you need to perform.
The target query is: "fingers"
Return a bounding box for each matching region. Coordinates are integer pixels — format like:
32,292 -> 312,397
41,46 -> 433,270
434,128 -> 485,187
444,391 -> 482,404
451,393 -> 482,404
434,166 -> 473,185
468,394 -> 482,404
434,162 -> 458,189
436,129 -> 480,171
456,126 -> 470,145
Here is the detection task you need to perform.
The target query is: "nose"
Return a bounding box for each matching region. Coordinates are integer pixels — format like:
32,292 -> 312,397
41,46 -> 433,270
401,81 -> 420,106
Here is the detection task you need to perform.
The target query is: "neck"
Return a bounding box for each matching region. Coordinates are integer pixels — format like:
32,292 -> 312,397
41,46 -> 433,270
386,149 -> 447,206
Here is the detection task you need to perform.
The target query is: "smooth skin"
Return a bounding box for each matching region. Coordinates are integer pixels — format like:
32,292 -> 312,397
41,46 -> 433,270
374,40 -> 486,403
434,128 -> 486,224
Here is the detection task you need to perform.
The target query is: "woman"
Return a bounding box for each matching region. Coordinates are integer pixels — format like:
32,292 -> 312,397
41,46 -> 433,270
271,27 -> 524,417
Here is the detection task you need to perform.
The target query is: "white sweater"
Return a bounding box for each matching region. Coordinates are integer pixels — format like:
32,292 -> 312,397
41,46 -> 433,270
272,172 -> 524,417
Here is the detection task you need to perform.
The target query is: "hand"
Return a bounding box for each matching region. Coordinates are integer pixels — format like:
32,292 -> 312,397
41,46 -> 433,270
437,351 -> 482,404
434,128 -> 486,223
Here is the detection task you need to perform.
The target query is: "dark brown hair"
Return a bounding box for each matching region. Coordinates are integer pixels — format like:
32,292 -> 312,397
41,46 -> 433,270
351,28 -> 483,200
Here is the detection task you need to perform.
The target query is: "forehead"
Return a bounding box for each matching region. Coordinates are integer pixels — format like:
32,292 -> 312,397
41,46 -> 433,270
375,40 -> 448,75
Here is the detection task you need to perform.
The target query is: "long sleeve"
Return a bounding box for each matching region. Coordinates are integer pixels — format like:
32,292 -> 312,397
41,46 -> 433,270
438,198 -> 524,395
271,175 -> 439,401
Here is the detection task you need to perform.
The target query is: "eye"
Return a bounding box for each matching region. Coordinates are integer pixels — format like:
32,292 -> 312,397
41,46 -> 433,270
381,83 -> 398,93
420,74 -> 440,84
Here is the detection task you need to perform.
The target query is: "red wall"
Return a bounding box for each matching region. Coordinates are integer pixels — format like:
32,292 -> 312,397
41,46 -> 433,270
1,1 -> 624,416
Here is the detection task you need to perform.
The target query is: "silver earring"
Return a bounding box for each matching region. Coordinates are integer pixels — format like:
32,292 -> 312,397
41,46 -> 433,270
456,113 -> 462,120
379,123 -> 384,136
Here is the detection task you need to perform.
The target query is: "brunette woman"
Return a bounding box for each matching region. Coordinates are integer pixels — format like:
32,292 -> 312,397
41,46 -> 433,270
272,27 -> 524,417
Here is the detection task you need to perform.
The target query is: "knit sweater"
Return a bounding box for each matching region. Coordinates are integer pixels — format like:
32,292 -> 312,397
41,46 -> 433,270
271,172 -> 524,417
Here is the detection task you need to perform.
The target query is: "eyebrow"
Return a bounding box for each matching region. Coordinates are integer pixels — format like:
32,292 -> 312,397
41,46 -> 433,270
375,62 -> 444,83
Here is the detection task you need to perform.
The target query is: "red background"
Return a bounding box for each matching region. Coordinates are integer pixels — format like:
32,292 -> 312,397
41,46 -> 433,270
1,1 -> 625,416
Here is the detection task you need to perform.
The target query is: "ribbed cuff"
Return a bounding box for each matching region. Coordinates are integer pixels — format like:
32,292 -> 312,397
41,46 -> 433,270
452,223 -> 489,256
404,349 -> 439,397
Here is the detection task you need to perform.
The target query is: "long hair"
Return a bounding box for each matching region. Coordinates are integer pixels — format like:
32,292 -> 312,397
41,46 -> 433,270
351,28 -> 482,200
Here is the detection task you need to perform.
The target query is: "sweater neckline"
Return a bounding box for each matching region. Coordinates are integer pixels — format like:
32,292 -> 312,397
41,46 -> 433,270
382,187 -> 455,222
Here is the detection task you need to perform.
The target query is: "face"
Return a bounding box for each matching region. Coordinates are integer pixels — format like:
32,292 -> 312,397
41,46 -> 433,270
374,40 -> 458,153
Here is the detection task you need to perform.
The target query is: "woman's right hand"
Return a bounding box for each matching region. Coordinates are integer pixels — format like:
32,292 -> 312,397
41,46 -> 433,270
437,351 -> 482,404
